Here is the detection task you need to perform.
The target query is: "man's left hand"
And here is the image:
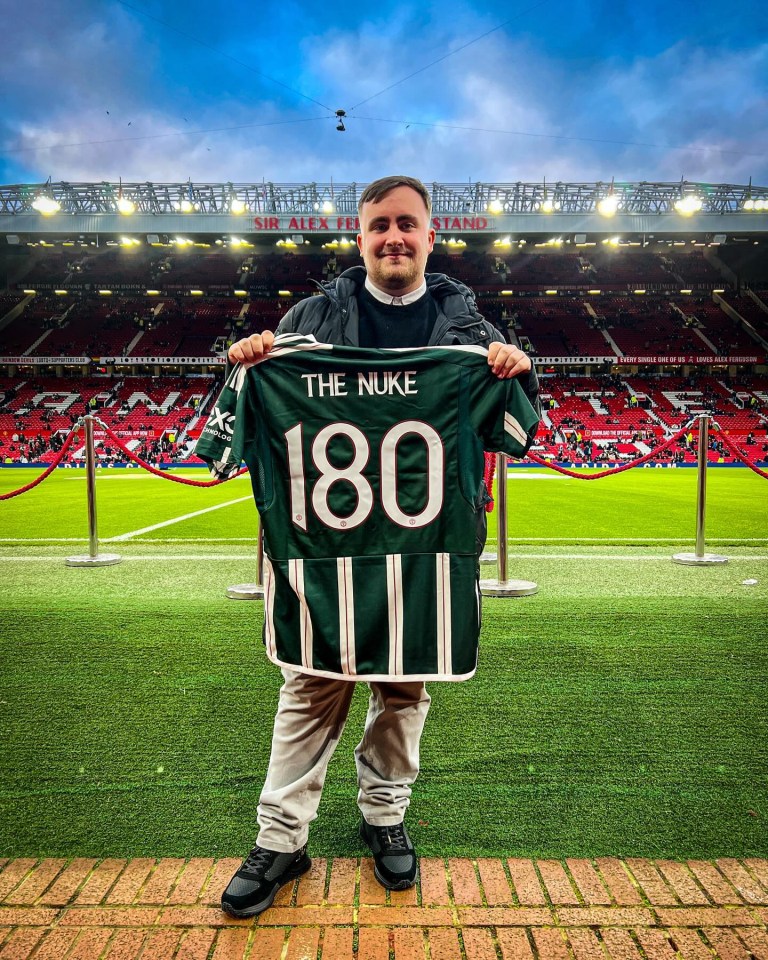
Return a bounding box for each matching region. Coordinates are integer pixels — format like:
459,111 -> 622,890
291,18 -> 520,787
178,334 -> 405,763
488,342 -> 532,379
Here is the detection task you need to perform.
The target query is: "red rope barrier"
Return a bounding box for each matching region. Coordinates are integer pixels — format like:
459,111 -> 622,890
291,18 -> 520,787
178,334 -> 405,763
0,430 -> 79,501
525,425 -> 692,479
714,431 -> 768,480
94,420 -> 248,486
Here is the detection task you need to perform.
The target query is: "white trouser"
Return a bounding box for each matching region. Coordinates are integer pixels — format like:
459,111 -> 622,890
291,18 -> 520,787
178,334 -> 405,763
256,668 -> 431,853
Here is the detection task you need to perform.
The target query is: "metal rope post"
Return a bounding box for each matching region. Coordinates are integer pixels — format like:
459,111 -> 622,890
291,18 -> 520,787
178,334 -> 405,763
227,524 -> 265,599
673,415 -> 728,566
65,416 -> 122,567
481,452 -> 538,597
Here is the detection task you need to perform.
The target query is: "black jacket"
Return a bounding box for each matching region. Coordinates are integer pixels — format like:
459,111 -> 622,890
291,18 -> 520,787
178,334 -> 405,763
275,265 -> 540,409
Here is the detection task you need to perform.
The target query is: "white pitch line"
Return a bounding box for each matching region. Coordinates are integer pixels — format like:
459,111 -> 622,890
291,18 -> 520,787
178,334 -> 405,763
497,537 -> 768,542
104,496 -> 254,542
1,554 -> 767,563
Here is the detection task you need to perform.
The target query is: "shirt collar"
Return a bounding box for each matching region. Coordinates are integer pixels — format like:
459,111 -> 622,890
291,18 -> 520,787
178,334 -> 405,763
365,276 -> 427,306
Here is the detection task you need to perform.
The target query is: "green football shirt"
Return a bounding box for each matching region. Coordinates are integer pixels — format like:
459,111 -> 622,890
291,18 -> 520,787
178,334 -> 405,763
195,334 -> 540,682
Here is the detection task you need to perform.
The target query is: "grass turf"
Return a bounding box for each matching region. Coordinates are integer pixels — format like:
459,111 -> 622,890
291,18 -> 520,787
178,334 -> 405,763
0,466 -> 766,859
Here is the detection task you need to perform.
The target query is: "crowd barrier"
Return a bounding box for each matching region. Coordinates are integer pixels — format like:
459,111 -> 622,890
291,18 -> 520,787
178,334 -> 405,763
2,414 -> 765,584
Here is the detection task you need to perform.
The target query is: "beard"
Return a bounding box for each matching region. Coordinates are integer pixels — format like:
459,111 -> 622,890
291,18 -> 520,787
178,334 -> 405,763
369,253 -> 420,292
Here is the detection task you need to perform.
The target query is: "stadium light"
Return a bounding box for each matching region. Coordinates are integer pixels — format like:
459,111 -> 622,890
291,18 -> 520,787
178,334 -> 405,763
487,200 -> 504,214
230,199 -> 247,214
597,194 -> 619,217
32,195 -> 61,215
117,197 -> 135,215
539,198 -> 560,213
674,196 -> 703,216
493,237 -> 512,247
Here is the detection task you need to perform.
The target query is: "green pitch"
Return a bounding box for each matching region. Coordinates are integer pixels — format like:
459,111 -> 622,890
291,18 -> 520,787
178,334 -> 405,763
0,465 -> 766,859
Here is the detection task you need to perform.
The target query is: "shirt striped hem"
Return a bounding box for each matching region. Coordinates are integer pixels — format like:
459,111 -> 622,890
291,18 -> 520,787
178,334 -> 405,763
263,650 -> 477,684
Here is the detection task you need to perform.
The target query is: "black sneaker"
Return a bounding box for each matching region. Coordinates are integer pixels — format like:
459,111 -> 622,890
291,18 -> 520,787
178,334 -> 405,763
220,844 -> 311,918
360,819 -> 418,890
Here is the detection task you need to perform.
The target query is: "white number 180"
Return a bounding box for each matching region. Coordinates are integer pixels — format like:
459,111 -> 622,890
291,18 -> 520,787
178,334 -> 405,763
285,420 -> 444,531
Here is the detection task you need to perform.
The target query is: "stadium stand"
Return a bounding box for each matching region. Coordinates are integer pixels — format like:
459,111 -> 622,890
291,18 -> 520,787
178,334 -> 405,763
1,247 -> 766,466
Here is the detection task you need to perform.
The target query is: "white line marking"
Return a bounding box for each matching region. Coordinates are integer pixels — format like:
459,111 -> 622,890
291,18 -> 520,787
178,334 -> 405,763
489,538 -> 768,543
0,537 -> 260,543
104,496 -> 253,542
1,536 -> 764,547
1,554 -> 767,562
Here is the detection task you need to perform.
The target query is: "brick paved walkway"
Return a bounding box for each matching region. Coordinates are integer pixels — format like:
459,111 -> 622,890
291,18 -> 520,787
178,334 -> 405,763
1,857 -> 767,959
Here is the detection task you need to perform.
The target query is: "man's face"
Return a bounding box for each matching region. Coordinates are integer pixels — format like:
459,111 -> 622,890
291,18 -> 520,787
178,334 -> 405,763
357,186 -> 435,295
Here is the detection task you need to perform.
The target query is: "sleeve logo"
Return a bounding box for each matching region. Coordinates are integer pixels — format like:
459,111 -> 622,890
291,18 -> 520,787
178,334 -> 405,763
207,406 -> 235,436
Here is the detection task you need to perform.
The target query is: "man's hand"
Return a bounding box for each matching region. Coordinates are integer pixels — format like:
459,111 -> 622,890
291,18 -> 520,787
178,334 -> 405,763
488,342 -> 532,379
227,331 -> 275,364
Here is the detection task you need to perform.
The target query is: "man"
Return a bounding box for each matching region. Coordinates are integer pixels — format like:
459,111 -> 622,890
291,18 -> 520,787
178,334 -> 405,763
203,175 -> 540,918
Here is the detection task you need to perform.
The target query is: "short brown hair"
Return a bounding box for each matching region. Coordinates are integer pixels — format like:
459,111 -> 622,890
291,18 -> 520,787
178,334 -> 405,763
357,176 -> 432,217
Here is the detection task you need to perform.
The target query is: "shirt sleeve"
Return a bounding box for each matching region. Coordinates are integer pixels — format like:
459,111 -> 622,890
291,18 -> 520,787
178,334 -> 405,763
193,363 -> 255,479
473,369 -> 541,459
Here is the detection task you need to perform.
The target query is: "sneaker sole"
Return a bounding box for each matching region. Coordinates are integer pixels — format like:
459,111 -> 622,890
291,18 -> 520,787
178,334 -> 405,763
372,862 -> 418,891
220,855 -> 311,919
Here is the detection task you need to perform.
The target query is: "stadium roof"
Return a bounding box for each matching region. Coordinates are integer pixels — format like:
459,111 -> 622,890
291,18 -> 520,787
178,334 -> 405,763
1,180 -> 767,241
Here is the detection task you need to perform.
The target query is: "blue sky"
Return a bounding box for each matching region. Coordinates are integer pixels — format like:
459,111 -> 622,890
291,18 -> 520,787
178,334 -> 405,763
1,0 -> 766,186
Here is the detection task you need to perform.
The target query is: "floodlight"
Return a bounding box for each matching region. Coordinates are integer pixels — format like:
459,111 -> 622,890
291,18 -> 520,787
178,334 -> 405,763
743,199 -> 755,210
32,195 -> 61,215
487,200 -> 504,214
117,197 -> 135,214
230,199 -> 246,214
597,195 -> 619,217
540,199 -> 556,213
179,199 -> 195,212
322,201 -> 335,214
674,196 -> 703,216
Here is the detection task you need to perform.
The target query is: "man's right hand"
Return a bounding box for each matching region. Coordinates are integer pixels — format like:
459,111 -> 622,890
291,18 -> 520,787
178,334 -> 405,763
227,331 -> 275,364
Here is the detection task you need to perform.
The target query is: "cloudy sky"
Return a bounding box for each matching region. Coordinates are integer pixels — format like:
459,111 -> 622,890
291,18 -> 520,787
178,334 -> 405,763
1,0 -> 766,187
